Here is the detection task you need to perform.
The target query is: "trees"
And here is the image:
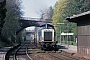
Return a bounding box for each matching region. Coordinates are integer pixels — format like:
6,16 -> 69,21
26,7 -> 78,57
1,0 -> 23,46
0,0 -> 6,34
52,0 -> 69,38
52,0 -> 90,39
43,6 -> 53,20
0,0 -> 7,47
38,6 -> 54,22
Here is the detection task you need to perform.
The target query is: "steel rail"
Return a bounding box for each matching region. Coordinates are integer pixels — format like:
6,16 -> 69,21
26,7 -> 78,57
46,52 -> 76,60
14,46 -> 22,60
14,42 -> 33,60
5,44 -> 21,60
26,47 -> 33,60
13,44 -> 25,60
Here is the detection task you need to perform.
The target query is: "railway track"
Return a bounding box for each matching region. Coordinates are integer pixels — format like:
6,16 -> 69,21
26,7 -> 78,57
48,50 -> 90,60
5,40 -> 33,60
29,48 -> 89,60
47,51 -> 76,60
5,40 -> 90,60
15,41 -> 34,60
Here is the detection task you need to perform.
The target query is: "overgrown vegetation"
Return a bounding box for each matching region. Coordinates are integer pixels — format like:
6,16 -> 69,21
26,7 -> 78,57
52,0 -> 90,43
0,0 -> 24,47
0,0 -> 7,47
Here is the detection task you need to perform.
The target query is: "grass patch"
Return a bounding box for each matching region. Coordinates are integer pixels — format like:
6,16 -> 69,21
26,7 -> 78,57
58,40 -> 76,46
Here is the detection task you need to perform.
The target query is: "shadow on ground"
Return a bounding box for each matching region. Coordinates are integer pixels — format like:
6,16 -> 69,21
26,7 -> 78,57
57,45 -> 68,49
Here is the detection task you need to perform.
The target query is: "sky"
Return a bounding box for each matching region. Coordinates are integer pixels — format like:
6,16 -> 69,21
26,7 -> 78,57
21,0 -> 58,30
21,0 -> 58,18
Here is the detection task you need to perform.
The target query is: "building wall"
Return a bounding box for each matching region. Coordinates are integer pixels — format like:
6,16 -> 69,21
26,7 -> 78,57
77,24 -> 90,56
78,46 -> 90,56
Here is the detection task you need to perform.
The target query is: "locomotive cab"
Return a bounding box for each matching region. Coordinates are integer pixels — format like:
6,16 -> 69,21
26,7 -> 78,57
40,29 -> 54,42
37,24 -> 58,51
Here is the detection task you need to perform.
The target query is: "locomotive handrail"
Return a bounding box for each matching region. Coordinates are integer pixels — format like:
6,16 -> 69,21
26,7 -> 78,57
5,44 -> 21,60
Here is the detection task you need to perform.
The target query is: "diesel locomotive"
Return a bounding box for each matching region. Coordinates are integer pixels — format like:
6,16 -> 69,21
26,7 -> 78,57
37,24 -> 58,51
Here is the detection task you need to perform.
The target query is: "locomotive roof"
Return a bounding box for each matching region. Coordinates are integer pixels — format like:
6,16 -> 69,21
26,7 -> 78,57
40,24 -> 54,27
37,24 -> 55,31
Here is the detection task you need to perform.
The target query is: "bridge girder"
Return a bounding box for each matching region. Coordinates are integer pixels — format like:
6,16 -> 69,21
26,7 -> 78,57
16,19 -> 52,34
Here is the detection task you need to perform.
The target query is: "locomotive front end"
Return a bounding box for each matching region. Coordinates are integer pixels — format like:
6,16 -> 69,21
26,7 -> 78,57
39,29 -> 57,50
37,24 -> 58,51
41,29 -> 54,42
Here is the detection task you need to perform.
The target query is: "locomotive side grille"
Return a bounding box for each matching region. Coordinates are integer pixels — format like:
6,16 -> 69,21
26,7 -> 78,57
44,32 -> 52,41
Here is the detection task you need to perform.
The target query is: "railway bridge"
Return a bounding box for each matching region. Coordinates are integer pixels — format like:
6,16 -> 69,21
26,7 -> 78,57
16,17 -> 52,34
